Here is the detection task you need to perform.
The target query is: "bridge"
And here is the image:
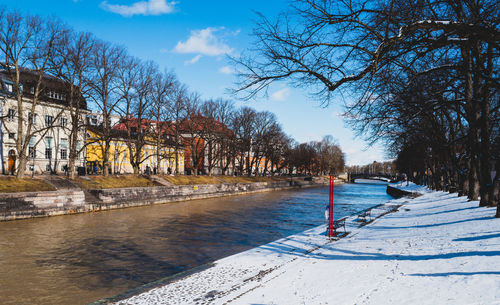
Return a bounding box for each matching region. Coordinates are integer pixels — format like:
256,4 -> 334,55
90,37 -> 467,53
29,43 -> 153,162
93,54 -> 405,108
347,173 -> 396,183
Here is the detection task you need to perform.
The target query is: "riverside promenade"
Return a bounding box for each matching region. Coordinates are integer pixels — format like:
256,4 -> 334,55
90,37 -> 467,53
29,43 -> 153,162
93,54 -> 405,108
109,185 -> 500,305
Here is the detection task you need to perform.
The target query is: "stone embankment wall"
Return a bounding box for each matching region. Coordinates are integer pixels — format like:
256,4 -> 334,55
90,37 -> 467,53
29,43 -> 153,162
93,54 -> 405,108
0,179 -> 329,221
0,190 -> 86,221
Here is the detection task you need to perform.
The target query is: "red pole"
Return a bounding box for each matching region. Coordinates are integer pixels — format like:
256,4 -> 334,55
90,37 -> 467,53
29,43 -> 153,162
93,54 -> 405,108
328,175 -> 335,237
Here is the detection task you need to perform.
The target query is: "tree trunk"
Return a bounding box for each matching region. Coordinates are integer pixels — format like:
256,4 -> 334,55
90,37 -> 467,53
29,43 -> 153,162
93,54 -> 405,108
479,46 -> 493,207
16,154 -> 27,178
68,118 -> 79,179
103,141 -> 110,176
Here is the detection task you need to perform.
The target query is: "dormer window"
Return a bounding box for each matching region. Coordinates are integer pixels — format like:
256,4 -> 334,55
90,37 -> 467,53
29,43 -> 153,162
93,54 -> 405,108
48,90 -> 66,101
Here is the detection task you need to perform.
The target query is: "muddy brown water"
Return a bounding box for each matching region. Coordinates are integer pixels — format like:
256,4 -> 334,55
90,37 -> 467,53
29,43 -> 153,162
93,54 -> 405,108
0,183 -> 392,305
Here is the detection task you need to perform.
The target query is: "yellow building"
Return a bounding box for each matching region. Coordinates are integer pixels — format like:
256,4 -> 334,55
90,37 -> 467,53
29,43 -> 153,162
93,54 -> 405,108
85,127 -> 184,175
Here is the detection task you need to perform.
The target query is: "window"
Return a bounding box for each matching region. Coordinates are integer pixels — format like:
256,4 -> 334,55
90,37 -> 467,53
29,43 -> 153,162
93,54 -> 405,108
60,117 -> 67,127
45,137 -> 53,159
28,112 -> 38,125
48,91 -> 66,101
8,133 -> 15,139
29,147 -> 36,158
29,137 -> 37,158
4,82 -> 13,93
45,115 -> 54,127
7,109 -> 15,122
60,138 -> 68,159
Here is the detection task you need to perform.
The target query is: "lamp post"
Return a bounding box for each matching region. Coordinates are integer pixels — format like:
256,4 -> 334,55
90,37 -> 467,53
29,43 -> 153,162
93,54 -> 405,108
328,175 -> 335,238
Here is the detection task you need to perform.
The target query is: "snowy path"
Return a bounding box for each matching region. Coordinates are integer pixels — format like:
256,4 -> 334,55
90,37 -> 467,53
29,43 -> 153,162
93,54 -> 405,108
113,187 -> 500,305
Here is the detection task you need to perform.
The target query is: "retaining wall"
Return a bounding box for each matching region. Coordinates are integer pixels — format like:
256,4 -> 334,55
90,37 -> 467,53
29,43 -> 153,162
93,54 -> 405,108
386,185 -> 415,198
1,179 -> 327,221
0,190 -> 86,220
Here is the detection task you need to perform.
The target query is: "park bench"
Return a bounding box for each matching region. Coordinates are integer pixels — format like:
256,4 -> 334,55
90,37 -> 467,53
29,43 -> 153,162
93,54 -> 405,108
357,209 -> 371,222
327,216 -> 347,235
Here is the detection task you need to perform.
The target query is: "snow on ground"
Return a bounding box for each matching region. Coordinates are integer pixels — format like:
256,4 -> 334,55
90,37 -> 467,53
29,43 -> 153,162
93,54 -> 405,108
114,188 -> 500,305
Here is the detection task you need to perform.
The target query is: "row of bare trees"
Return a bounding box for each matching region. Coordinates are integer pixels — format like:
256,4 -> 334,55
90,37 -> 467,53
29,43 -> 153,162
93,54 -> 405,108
182,101 -> 345,177
284,136 -> 345,176
0,8 -> 192,178
234,0 -> 499,215
346,161 -> 397,176
0,8 -> 346,179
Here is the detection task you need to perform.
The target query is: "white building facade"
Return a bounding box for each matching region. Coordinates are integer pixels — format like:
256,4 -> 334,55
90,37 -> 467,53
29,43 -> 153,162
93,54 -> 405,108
0,69 -> 88,175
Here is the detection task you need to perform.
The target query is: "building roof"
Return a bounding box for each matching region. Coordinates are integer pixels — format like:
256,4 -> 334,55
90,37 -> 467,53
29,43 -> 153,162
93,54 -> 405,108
0,65 -> 87,110
88,124 -> 179,147
178,112 -> 234,137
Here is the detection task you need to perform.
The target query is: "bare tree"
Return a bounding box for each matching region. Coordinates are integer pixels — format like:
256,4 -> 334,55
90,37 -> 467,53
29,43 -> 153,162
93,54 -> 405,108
180,95 -> 206,175
51,30 -> 96,178
150,69 -> 177,174
231,106 -> 257,176
0,10 -> 67,177
249,111 -> 278,175
168,84 -> 189,175
212,98 -> 235,175
86,40 -> 124,176
235,0 -> 499,208
115,56 -> 156,175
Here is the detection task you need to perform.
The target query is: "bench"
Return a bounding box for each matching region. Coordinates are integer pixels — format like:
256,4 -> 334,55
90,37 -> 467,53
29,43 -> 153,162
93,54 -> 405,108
327,216 -> 347,235
357,209 -> 371,222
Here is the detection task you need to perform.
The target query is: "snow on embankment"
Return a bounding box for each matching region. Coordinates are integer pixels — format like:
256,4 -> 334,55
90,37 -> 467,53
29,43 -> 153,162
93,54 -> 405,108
113,188 -> 500,305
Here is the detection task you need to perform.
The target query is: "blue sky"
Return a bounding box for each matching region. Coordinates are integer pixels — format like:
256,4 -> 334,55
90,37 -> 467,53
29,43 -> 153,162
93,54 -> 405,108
1,0 -> 389,165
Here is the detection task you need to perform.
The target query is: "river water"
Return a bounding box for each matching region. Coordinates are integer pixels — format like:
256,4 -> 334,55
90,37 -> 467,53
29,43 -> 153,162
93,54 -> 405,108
0,183 -> 392,305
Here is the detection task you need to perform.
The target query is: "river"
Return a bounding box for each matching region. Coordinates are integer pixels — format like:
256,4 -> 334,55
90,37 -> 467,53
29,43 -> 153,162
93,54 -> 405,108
0,183 -> 392,305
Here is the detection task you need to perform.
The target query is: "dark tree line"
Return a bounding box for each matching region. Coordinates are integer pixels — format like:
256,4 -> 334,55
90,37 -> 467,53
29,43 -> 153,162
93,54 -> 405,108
235,0 -> 499,216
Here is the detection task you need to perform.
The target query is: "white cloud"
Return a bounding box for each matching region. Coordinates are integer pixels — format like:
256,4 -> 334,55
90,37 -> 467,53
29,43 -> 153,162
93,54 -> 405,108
174,27 -> 233,56
100,0 -> 176,17
270,87 -> 290,102
184,55 -> 202,65
219,66 -> 234,74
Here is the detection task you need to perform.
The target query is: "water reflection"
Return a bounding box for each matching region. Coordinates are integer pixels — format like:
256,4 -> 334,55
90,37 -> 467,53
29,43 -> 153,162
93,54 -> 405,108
0,183 -> 391,305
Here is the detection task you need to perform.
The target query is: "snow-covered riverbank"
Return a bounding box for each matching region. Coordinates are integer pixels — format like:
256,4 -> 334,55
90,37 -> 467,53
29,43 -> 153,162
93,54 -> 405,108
113,186 -> 500,305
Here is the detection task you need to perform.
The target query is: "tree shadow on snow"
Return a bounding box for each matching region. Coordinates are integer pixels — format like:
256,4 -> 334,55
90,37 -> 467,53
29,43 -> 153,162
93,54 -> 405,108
408,271 -> 500,277
453,232 -> 500,242
308,247 -> 500,262
368,216 -> 492,230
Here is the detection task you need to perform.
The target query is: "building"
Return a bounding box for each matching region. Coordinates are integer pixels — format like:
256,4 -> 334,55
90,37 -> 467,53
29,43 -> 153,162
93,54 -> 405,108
178,112 -> 235,175
85,120 -> 184,175
0,66 -> 88,175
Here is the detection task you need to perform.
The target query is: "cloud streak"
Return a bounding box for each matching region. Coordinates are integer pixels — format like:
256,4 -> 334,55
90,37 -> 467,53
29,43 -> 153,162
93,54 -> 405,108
270,87 -> 290,101
101,0 -> 176,17
219,66 -> 234,74
185,54 -> 202,65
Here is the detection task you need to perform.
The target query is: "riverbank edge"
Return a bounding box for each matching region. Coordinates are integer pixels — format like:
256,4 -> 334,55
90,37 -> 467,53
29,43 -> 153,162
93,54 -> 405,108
0,177 -> 343,221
